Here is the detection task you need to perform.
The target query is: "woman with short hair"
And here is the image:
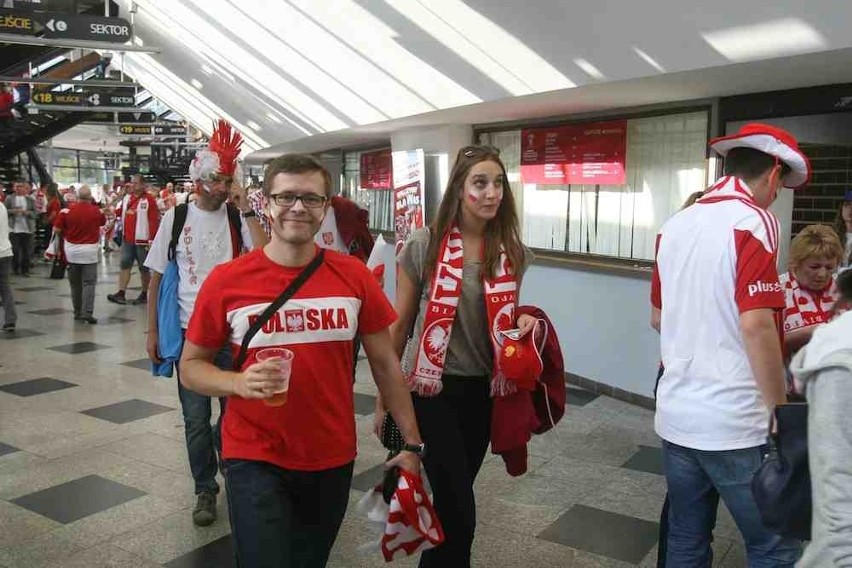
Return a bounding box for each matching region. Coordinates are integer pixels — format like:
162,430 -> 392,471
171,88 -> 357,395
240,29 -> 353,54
779,224 -> 844,360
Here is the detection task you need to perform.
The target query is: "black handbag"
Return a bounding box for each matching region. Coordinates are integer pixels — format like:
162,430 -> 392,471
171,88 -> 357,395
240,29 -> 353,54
751,402 -> 811,540
49,259 -> 66,280
380,411 -> 405,452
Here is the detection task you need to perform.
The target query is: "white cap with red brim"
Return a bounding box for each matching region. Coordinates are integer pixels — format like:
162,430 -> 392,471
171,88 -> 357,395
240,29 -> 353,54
709,123 -> 811,190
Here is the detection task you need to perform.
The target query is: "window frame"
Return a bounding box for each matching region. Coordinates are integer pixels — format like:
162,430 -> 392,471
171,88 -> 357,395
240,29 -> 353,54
474,100 -> 718,276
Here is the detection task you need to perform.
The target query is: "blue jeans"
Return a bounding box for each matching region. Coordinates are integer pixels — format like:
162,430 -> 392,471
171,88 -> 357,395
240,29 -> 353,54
176,343 -> 231,495
662,440 -> 801,567
225,459 -> 353,568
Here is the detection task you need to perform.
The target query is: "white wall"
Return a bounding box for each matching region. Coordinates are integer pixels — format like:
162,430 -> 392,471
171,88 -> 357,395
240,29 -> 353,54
521,265 -> 660,397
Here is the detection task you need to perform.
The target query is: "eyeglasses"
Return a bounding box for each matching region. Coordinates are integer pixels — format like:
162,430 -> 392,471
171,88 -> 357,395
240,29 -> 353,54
461,145 -> 501,158
268,192 -> 328,209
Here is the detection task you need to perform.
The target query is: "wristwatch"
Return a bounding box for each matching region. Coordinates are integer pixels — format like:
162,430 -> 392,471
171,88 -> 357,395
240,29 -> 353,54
241,209 -> 256,218
402,442 -> 426,458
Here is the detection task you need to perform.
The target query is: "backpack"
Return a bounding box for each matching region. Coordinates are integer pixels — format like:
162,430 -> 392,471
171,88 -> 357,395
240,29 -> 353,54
168,202 -> 243,262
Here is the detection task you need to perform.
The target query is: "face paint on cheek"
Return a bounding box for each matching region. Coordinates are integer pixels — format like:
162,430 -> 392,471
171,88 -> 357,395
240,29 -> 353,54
467,191 -> 480,203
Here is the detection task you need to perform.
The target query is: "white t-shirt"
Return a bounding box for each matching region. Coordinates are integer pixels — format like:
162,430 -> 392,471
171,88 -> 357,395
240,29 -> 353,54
314,207 -> 348,254
145,203 -> 254,327
0,202 -> 11,259
651,177 -> 785,451
11,196 -> 29,233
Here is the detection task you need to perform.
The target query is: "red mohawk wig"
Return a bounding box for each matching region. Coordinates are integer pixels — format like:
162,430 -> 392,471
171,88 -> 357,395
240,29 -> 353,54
208,119 -> 243,178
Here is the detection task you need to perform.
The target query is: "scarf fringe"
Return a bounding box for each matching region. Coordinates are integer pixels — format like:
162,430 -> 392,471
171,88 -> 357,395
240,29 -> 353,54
406,376 -> 444,397
490,374 -> 518,398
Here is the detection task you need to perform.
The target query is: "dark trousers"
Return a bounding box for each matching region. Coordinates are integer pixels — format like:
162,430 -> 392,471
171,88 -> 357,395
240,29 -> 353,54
175,342 -> 231,494
413,375 -> 492,568
10,232 -> 32,275
0,257 -> 16,325
67,263 -> 97,317
225,459 -> 354,568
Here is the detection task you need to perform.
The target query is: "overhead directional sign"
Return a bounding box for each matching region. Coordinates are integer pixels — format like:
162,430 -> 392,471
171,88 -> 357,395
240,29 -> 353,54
0,9 -> 131,42
42,13 -> 132,42
31,88 -> 137,108
153,125 -> 187,137
119,124 -> 152,136
0,9 -> 38,35
87,111 -> 156,124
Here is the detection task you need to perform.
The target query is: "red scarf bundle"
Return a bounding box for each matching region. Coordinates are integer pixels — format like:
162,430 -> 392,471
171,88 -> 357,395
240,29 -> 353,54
407,225 -> 518,397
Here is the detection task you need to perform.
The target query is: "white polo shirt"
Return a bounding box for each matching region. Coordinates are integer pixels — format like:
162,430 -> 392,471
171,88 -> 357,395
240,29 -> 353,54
651,176 -> 785,451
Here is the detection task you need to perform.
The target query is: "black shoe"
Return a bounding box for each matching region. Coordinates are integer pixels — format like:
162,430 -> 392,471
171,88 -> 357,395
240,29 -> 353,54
107,292 -> 127,305
131,293 -> 147,305
74,314 -> 83,321
2,324 -> 15,332
82,316 -> 98,324
192,492 -> 217,526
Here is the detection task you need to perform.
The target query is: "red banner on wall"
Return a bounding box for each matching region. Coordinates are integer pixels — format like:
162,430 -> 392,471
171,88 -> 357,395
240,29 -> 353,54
520,120 -> 627,185
360,149 -> 393,189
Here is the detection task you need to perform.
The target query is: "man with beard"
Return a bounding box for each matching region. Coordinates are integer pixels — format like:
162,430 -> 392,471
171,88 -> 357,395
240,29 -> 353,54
144,120 -> 267,526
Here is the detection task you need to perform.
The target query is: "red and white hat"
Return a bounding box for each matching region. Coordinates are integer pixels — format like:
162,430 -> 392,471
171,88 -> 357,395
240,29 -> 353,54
188,119 -> 243,182
710,123 -> 811,189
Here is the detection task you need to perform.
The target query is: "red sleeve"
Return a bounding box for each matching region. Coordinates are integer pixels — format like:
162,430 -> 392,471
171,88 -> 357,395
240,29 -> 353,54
650,234 -> 662,309
357,263 -> 397,335
734,228 -> 784,313
185,267 -> 230,349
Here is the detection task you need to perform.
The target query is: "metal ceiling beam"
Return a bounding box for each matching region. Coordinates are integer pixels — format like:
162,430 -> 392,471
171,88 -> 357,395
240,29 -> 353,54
0,76 -> 139,88
0,34 -> 159,54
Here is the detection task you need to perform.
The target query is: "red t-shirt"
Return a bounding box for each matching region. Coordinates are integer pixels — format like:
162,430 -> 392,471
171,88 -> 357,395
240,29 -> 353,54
54,202 -> 105,244
186,247 -> 397,471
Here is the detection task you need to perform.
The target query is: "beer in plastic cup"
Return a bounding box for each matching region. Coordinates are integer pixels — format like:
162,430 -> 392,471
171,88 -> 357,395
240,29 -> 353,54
255,347 -> 293,406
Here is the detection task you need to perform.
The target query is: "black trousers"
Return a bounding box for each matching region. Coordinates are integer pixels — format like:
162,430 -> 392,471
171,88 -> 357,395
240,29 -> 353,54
413,375 -> 492,568
225,459 -> 353,568
10,232 -> 32,275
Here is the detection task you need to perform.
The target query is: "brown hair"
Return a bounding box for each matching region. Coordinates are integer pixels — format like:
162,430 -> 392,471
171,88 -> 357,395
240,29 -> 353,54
681,191 -> 705,210
832,198 -> 852,242
788,224 -> 844,270
263,154 -> 331,197
424,145 -> 524,280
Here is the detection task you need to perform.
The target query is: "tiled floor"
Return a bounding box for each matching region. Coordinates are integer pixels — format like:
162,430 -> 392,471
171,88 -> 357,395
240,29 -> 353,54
0,258 -> 750,567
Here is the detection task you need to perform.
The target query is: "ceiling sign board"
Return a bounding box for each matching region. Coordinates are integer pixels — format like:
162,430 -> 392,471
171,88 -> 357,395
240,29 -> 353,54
32,88 -> 137,108
153,125 -> 187,136
0,9 -> 37,35
42,13 -> 132,42
31,90 -> 84,106
119,124 -> 152,136
87,111 -> 156,124
520,120 -> 627,185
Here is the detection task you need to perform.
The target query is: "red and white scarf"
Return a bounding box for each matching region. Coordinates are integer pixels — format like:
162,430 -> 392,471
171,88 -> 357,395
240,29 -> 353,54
407,225 -> 518,397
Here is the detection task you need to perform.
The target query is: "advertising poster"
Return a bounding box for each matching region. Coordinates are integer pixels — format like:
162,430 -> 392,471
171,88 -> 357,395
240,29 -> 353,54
520,120 -> 627,185
359,149 -> 393,189
393,181 -> 425,256
392,149 -> 426,254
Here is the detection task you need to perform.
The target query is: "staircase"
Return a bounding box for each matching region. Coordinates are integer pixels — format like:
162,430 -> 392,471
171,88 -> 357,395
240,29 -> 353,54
792,143 -> 852,236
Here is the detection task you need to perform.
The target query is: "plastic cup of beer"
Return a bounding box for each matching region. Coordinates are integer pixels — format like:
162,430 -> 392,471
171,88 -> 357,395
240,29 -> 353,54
255,347 -> 293,406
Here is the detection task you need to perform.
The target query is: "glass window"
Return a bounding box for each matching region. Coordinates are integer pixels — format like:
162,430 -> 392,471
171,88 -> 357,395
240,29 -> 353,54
342,149 -> 393,232
478,110 -> 708,261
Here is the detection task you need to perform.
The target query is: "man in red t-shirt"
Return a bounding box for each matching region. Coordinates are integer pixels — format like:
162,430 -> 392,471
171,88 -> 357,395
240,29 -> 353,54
181,154 -> 423,567
108,174 -> 158,305
54,186 -> 106,324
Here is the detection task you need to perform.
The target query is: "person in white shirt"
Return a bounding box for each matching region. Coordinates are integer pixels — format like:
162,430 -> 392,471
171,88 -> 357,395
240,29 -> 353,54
651,123 -> 808,566
7,181 -> 36,277
0,199 -> 16,331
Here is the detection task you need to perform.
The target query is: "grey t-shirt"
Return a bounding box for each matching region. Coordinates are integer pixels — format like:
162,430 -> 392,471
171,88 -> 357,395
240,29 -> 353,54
398,227 -> 532,378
